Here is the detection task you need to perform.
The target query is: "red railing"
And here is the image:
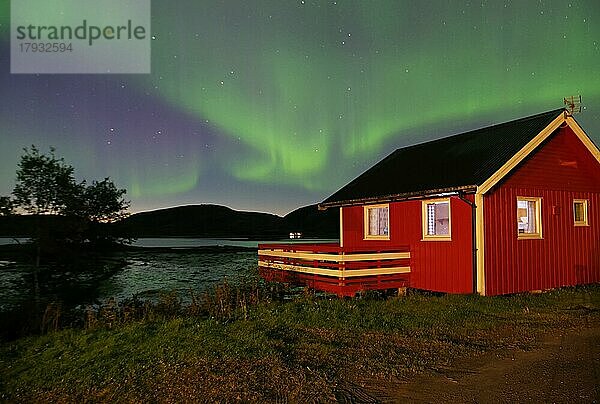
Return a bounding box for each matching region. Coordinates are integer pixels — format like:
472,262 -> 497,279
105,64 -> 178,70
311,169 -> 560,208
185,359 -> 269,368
258,242 -> 411,296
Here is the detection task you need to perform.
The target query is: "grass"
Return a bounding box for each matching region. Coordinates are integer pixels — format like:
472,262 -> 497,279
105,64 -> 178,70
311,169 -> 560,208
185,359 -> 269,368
1,284 -> 599,402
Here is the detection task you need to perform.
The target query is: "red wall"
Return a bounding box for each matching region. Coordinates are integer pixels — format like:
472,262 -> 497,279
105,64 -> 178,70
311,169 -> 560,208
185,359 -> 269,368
342,196 -> 473,293
484,126 -> 600,295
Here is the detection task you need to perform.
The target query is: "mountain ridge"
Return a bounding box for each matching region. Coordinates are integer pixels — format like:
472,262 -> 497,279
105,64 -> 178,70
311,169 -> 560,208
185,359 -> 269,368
0,203 -> 339,239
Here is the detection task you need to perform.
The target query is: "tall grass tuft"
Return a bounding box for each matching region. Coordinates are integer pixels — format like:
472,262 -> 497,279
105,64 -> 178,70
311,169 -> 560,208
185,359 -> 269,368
199,278 -> 288,321
40,302 -> 61,333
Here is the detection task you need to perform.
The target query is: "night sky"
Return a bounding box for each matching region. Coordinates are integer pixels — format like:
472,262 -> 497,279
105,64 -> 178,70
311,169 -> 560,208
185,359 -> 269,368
1,1 -> 599,215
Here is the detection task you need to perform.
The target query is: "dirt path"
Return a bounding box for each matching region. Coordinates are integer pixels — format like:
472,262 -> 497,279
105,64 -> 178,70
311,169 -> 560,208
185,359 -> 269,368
378,325 -> 600,403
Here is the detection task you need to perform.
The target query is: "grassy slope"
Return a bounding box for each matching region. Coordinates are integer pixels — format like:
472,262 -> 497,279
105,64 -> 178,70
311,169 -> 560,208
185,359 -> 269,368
1,286 -> 599,402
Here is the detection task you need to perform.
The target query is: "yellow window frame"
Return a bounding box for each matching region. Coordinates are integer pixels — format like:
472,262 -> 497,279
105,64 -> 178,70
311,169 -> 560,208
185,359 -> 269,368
422,198 -> 452,241
363,204 -> 390,240
517,196 -> 543,239
573,199 -> 589,227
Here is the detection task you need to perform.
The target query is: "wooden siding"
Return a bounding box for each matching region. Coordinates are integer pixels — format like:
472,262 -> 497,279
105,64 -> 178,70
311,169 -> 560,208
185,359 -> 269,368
341,196 -> 473,293
484,126 -> 600,295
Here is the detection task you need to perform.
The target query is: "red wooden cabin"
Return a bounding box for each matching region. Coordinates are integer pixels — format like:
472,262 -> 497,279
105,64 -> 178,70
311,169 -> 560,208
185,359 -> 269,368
259,109 -> 600,296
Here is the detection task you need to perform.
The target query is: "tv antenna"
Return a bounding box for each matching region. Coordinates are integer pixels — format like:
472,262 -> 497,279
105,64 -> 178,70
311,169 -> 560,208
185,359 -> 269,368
563,95 -> 582,115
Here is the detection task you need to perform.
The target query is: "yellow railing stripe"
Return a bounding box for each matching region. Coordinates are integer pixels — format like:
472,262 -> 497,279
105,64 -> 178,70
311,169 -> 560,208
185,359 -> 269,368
258,260 -> 411,278
258,250 -> 410,262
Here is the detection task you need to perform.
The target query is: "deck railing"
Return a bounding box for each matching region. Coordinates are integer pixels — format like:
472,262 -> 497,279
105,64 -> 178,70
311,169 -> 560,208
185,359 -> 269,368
258,243 -> 411,296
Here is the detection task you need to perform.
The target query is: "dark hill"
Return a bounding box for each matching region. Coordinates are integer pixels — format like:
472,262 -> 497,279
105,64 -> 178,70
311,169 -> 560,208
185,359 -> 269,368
119,203 -> 339,239
117,204 -> 283,238
282,204 -> 339,238
0,203 -> 340,239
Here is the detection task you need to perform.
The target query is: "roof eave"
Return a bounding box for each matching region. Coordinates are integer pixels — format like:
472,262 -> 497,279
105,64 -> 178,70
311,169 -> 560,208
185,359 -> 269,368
318,185 -> 478,210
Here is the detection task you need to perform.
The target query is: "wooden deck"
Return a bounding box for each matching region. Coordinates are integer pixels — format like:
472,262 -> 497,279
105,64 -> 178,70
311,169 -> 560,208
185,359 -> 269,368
258,243 -> 411,297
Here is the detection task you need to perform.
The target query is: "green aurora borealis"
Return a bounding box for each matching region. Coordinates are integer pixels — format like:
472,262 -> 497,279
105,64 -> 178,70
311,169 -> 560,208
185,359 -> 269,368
1,1 -> 599,214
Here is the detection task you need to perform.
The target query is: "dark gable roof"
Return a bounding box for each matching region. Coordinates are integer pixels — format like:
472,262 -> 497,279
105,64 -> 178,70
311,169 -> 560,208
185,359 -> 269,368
321,108 -> 565,208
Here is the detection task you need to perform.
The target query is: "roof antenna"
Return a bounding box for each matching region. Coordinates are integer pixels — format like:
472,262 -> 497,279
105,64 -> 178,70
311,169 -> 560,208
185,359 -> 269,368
563,95 -> 582,116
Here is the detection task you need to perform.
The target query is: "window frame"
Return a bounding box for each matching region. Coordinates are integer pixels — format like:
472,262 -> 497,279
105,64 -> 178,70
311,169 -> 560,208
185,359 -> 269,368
573,199 -> 589,227
517,196 -> 543,240
421,198 -> 452,241
363,204 -> 390,240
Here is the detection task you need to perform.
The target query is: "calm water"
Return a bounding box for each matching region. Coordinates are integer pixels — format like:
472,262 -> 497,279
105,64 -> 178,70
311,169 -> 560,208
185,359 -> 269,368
0,238 -> 337,311
0,238 -> 30,245
96,250 -> 259,301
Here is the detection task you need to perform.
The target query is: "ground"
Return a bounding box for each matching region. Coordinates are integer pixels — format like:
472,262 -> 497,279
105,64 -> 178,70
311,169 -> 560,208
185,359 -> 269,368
383,325 -> 599,403
1,285 -> 599,403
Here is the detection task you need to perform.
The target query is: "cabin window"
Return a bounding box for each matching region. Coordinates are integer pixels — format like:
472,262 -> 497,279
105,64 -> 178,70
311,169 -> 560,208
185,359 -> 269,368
517,197 -> 542,239
422,199 -> 451,240
573,199 -> 589,226
363,204 -> 389,239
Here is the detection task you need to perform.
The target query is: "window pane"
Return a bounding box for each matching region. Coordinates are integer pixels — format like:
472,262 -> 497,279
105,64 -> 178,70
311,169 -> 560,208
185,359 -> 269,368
426,202 -> 449,236
369,208 -> 379,235
574,200 -> 588,225
427,204 -> 435,235
574,202 -> 585,222
517,200 -> 537,234
434,202 -> 449,235
378,207 -> 389,235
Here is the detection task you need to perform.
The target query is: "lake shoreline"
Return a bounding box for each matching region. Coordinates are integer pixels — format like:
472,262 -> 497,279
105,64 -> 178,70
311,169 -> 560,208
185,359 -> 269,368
0,242 -> 257,256
0,237 -> 337,249
0,242 -> 262,320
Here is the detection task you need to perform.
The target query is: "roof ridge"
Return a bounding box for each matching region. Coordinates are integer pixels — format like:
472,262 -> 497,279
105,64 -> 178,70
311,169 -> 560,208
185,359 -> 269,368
394,108 -> 565,152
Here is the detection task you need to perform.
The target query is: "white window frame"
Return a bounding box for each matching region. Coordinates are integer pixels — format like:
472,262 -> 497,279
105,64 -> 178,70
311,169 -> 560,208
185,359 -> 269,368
422,198 -> 451,241
363,204 -> 390,240
573,199 -> 589,227
517,196 -> 543,239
